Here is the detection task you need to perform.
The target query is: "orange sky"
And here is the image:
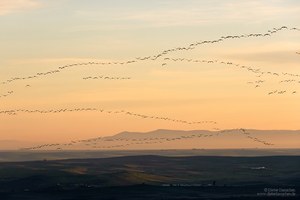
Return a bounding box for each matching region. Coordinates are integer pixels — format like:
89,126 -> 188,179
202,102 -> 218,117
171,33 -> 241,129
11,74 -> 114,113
0,0 -> 300,148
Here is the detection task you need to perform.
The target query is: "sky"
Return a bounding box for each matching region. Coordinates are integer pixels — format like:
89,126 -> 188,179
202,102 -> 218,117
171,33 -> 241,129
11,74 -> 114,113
0,0 -> 300,148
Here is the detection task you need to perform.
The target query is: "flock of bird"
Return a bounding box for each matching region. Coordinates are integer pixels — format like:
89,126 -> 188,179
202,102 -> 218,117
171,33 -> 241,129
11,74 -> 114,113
0,107 -> 217,125
163,57 -> 300,79
279,79 -> 297,83
164,57 -> 265,77
138,26 -> 299,61
0,61 -> 137,85
83,76 -> 131,80
268,90 -> 285,95
1,55 -> 299,101
163,57 -> 300,95
1,25 -> 299,150
20,128 -> 273,151
0,91 -> 14,98
239,129 -> 273,146
1,26 -> 299,87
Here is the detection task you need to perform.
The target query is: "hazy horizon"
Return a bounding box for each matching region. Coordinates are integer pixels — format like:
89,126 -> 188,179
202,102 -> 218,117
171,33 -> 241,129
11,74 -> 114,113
0,129 -> 299,151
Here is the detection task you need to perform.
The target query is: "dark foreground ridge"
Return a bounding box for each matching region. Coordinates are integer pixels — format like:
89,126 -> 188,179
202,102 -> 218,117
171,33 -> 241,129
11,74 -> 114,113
0,155 -> 299,199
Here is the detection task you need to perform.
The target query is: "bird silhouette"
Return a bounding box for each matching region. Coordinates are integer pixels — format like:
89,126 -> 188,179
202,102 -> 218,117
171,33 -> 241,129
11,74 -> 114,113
83,75 -> 131,80
21,128 -> 274,151
0,107 -> 217,125
1,26 -> 298,86
0,91 -> 14,98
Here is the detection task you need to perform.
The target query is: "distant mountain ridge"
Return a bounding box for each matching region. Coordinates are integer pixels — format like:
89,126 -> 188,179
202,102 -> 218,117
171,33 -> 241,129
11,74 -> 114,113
112,129 -> 300,137
2,129 -> 299,151
112,129 -> 215,137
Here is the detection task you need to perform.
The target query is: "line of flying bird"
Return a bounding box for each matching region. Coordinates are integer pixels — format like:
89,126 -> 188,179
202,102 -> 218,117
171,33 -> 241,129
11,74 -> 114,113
82,76 -> 131,80
163,57 -> 300,79
163,57 -> 300,95
0,107 -> 217,125
0,91 -> 14,98
138,26 -> 298,61
1,26 -> 299,86
0,61 -> 137,85
1,56 -> 299,102
20,128 -> 273,151
1,25 -> 299,151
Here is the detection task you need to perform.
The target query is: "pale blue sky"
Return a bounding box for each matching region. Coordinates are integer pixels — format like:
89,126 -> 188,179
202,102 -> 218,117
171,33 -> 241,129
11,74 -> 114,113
1,0 -> 300,62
